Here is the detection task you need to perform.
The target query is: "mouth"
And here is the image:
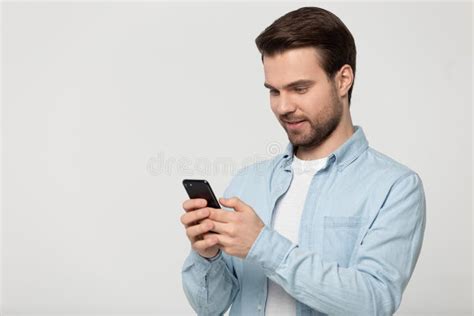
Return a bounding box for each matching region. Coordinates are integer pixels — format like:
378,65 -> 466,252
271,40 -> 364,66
284,119 -> 306,130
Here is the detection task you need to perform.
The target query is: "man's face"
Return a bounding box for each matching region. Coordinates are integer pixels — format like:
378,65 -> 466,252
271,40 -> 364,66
263,47 -> 343,151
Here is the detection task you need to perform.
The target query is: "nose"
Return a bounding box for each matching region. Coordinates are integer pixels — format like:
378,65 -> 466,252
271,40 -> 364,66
274,93 -> 296,115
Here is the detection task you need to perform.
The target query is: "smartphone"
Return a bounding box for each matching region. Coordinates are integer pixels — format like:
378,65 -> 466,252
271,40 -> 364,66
182,179 -> 221,209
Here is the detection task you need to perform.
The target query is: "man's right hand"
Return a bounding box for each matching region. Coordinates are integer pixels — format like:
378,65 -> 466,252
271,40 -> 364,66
181,198 -> 220,259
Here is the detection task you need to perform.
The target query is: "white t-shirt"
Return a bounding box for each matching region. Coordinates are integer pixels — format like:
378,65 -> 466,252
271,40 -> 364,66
265,154 -> 329,315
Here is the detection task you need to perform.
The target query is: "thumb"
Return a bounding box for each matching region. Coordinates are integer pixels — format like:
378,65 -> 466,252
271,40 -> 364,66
219,196 -> 248,212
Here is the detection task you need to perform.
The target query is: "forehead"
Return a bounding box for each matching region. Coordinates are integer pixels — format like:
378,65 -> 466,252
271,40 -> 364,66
263,47 -> 327,87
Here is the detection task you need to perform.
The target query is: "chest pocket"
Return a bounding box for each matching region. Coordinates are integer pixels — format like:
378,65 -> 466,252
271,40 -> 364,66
322,216 -> 366,267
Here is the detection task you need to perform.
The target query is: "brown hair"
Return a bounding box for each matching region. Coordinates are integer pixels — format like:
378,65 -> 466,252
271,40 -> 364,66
255,7 -> 357,106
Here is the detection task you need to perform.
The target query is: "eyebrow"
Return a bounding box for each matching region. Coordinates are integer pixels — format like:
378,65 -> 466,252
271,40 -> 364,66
263,79 -> 315,91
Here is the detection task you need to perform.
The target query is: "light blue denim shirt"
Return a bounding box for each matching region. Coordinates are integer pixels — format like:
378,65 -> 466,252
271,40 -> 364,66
181,125 -> 426,316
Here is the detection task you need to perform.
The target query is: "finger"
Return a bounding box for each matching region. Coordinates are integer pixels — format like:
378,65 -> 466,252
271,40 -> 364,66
219,196 -> 248,212
186,219 -> 214,240
208,233 -> 232,247
182,198 -> 207,212
181,208 -> 210,227
180,208 -> 210,227
192,235 -> 219,251
207,220 -> 232,236
202,232 -> 219,242
202,231 -> 219,239
208,208 -> 236,223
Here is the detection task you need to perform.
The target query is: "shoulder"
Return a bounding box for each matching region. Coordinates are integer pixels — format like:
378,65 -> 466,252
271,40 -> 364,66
223,154 -> 283,197
359,146 -> 425,198
363,146 -> 420,178
234,155 -> 280,177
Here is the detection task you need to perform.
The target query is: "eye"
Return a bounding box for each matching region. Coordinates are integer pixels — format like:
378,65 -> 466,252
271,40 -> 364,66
269,89 -> 279,96
294,87 -> 308,94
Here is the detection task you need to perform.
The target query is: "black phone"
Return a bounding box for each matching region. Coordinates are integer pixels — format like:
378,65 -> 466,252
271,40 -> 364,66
182,179 -> 221,209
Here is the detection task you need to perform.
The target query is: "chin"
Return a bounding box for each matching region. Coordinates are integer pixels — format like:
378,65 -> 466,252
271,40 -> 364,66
287,134 -> 310,147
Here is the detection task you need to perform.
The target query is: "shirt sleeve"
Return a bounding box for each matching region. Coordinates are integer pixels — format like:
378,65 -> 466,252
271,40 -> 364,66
181,170 -> 246,315
245,172 -> 427,315
181,248 -> 239,315
205,248 -> 223,262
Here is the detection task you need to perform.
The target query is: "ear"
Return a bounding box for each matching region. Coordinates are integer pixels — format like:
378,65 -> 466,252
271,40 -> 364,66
335,64 -> 354,98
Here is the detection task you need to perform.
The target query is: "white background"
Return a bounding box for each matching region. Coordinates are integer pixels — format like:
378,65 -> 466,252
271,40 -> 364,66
1,1 -> 472,315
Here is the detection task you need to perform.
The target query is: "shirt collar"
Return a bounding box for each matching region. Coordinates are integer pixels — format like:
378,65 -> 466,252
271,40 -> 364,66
281,125 -> 369,172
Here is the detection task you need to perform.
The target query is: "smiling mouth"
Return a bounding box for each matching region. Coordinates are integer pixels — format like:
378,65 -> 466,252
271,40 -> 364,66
283,117 -> 305,123
285,120 -> 306,129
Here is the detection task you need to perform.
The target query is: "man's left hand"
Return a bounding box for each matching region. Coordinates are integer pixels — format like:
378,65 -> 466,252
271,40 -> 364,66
204,196 -> 265,259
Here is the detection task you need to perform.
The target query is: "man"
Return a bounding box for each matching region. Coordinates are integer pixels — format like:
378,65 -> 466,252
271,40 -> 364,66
180,6 -> 426,316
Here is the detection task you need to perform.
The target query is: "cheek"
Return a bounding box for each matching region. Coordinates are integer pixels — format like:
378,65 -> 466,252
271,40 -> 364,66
297,94 -> 318,113
269,98 -> 279,114
302,89 -> 330,110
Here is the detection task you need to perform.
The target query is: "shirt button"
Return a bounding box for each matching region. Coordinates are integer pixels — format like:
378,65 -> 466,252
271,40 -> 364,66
257,305 -> 262,311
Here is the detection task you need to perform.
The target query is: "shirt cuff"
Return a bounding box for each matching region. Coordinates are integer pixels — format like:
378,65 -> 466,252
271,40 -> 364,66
188,248 -> 223,271
245,225 -> 295,275
204,249 -> 222,262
